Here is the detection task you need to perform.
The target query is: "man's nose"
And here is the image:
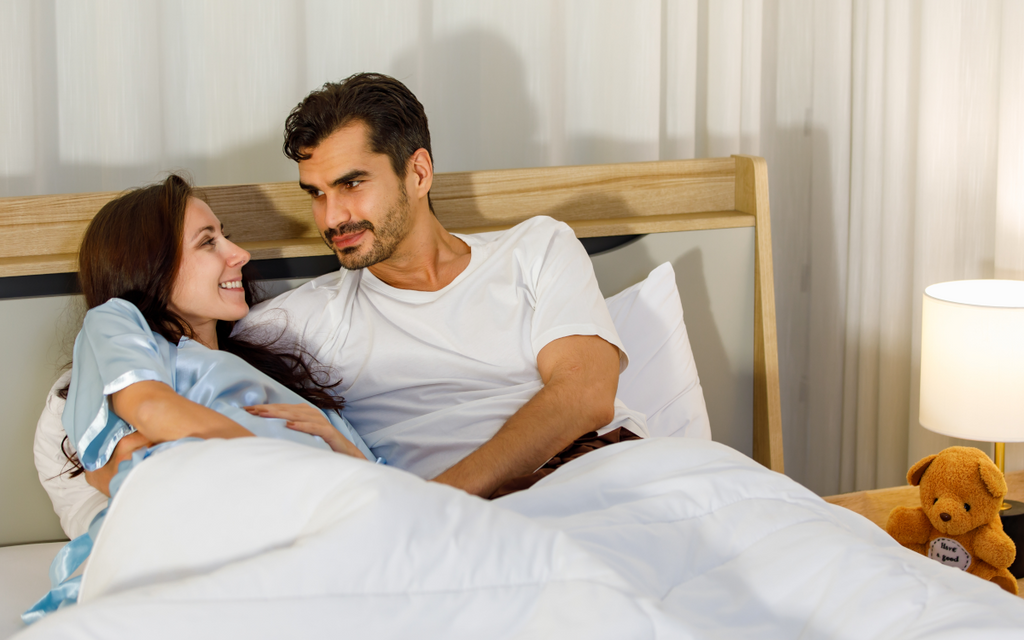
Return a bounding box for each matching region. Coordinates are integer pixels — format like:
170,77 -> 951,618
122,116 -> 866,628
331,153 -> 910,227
322,193 -> 353,230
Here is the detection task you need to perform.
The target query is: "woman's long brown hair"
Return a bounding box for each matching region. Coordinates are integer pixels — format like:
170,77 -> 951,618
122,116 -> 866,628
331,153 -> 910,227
60,174 -> 343,476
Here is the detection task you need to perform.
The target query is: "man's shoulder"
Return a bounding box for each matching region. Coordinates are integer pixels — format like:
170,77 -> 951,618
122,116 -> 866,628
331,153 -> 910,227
509,215 -> 570,237
460,216 -> 572,251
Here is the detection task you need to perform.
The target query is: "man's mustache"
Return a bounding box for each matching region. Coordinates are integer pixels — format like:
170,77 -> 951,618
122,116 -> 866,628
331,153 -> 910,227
323,221 -> 375,244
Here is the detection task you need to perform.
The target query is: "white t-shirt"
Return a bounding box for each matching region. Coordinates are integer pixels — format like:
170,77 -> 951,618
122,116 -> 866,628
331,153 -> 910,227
239,216 -> 648,478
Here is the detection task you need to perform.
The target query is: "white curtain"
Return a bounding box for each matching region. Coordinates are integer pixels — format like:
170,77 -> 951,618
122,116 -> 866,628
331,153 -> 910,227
784,0 -> 1024,495
2,0 -> 1022,495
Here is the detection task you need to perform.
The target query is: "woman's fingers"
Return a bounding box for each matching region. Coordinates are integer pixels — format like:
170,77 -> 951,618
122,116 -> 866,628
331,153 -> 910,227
244,403 -> 321,422
244,403 -> 366,459
284,417 -> 344,446
287,417 -> 364,458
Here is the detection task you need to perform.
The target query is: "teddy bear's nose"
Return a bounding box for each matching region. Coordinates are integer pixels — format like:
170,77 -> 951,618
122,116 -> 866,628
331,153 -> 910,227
940,513 -> 951,522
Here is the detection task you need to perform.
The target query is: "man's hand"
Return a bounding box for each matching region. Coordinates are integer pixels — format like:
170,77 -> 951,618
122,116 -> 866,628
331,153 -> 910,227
432,334 -> 620,497
244,403 -> 370,460
83,431 -> 153,497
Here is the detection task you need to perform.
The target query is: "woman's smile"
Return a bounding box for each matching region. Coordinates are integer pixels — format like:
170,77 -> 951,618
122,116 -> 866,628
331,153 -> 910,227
168,198 -> 251,348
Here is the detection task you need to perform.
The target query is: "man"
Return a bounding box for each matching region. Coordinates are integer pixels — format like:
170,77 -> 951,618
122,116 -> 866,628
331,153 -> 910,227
242,73 -> 647,498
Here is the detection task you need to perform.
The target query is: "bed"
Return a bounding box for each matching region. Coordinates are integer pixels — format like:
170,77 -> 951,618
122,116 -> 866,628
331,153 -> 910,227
2,156 -> 1023,639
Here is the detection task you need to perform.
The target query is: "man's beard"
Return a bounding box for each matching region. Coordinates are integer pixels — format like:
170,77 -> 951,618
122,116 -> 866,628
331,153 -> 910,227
322,187 -> 410,271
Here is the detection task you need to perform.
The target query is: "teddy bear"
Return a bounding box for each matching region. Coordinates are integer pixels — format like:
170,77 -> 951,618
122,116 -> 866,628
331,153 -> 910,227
886,446 -> 1018,595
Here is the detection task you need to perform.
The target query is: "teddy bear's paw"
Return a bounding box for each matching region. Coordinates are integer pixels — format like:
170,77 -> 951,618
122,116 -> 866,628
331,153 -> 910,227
980,547 -> 1016,570
974,528 -> 1017,568
886,506 -> 932,548
991,569 -> 1019,596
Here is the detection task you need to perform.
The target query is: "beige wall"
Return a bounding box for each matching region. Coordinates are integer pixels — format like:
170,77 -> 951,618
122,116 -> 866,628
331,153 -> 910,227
0,295 -> 83,545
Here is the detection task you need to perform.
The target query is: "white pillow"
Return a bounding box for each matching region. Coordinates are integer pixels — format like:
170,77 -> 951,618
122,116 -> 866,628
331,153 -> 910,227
605,263 -> 711,440
34,370 -> 108,539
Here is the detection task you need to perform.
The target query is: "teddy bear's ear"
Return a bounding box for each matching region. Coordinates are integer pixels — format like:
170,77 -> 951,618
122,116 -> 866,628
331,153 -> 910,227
908,454 -> 938,486
978,459 -> 1008,499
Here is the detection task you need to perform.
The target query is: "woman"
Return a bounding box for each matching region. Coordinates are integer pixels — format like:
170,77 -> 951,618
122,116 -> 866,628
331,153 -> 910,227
25,174 -> 375,623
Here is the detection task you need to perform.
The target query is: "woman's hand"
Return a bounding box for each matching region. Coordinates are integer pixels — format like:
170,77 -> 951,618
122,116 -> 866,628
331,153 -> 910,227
84,431 -> 153,497
244,404 -> 369,460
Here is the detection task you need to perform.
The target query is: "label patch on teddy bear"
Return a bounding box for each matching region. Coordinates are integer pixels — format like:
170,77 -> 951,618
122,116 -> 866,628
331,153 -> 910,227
928,537 -> 971,571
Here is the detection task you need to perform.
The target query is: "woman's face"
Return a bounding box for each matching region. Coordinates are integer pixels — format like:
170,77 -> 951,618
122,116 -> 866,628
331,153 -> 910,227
168,198 -> 250,346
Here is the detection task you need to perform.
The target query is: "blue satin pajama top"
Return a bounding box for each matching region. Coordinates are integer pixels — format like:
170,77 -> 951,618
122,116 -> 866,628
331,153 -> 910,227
63,297 -> 374,468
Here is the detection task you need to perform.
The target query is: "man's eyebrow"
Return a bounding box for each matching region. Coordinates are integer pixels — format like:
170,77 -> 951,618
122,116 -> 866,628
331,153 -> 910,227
331,170 -> 369,187
298,170 -> 369,194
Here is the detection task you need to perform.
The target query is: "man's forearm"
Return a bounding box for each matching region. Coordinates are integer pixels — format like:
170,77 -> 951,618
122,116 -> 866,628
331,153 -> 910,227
432,381 -> 610,497
432,334 -> 619,498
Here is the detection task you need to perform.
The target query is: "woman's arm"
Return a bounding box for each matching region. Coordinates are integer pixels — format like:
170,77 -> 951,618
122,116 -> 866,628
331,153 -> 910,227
83,430 -> 152,497
113,380 -> 254,443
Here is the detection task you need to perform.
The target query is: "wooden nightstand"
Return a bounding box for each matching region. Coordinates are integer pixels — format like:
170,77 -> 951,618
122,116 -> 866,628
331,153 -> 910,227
824,469 -> 1024,596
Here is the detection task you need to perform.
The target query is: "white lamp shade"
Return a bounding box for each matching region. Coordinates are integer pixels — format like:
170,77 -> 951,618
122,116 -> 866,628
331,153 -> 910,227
919,280 -> 1024,442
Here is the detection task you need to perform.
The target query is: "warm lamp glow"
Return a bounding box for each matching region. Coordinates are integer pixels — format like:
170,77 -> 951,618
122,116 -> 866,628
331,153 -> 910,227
919,280 -> 1024,442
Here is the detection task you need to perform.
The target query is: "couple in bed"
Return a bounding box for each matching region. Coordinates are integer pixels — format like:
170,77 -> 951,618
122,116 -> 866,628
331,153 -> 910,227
30,73 -> 648,619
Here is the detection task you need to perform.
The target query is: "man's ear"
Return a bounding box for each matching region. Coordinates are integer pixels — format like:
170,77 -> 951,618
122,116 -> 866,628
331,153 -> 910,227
407,148 -> 433,201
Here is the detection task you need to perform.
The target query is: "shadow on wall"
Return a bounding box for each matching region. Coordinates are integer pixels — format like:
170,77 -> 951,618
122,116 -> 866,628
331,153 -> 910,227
803,124 -> 846,495
392,28 -> 544,173
764,123 -> 815,490
391,27 -> 695,172
764,121 -> 860,496
672,248 -> 739,451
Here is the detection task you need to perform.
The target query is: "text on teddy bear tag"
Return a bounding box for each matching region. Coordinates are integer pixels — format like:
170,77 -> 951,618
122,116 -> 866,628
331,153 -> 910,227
928,537 -> 971,571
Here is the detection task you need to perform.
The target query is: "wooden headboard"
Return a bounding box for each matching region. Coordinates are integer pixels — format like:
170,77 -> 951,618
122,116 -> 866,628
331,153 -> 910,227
0,155 -> 782,474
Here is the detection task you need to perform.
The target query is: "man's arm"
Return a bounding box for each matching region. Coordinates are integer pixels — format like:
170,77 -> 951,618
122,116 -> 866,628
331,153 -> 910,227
432,334 -> 620,498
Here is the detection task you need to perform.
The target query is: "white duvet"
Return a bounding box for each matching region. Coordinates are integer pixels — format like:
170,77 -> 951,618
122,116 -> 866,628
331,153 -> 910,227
17,438 -> 1024,639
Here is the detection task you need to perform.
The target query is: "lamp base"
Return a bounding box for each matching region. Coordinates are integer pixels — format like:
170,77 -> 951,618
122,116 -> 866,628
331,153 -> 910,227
999,500 -> 1024,578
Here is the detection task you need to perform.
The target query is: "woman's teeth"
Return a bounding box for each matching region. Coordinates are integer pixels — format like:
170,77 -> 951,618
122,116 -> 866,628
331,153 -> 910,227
219,281 -> 243,289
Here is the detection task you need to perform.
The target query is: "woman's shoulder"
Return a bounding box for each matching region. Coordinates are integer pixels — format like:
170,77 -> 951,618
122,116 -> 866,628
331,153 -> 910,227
81,298 -> 157,341
83,297 -> 144,324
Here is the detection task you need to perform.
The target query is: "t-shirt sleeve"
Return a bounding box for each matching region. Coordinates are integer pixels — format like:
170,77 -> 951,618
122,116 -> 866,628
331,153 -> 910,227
529,219 -> 628,371
63,298 -> 175,471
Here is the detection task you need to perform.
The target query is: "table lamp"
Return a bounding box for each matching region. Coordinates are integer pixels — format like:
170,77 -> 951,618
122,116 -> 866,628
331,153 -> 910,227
919,279 -> 1024,576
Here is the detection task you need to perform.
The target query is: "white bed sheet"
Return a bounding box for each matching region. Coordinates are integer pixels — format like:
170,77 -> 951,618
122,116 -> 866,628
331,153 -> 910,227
12,437 -> 1024,639
0,542 -> 66,640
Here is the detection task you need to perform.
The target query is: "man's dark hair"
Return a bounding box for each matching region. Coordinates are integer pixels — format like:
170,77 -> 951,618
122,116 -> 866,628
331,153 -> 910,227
283,73 -> 433,183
